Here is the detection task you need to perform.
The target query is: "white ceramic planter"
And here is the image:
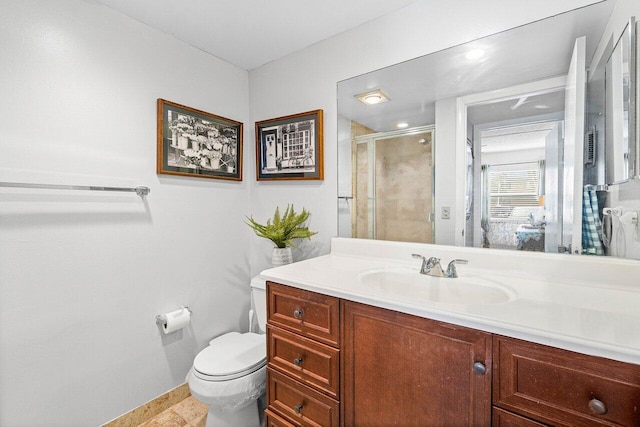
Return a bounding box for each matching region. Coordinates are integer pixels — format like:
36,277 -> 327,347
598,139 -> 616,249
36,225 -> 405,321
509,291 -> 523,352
272,247 -> 293,266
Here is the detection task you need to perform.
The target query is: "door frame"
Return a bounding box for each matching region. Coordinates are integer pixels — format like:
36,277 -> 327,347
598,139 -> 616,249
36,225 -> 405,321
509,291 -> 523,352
471,113 -> 564,248
454,75 -> 567,247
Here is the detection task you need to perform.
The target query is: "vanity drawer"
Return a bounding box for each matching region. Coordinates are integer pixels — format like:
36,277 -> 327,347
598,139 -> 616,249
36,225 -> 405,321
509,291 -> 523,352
268,325 -> 340,398
492,407 -> 552,426
265,409 -> 296,427
494,335 -> 640,426
268,367 -> 339,427
267,282 -> 340,347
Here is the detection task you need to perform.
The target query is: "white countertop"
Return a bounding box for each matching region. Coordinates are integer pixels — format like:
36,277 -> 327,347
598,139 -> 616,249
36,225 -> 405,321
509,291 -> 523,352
261,238 -> 640,365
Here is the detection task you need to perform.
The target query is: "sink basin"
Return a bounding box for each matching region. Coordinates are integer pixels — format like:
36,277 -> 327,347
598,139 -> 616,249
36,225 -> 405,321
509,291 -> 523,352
357,267 -> 515,305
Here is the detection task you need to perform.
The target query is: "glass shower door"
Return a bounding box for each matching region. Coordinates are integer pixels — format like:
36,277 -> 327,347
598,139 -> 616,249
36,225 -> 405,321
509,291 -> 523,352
353,127 -> 435,243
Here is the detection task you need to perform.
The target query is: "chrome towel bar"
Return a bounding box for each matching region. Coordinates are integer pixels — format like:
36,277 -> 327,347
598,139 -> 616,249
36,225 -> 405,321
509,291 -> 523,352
0,181 -> 150,196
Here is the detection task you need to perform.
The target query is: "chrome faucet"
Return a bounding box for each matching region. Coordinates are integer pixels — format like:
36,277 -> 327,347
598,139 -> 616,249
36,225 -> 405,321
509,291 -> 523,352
412,254 -> 468,278
411,254 -> 445,277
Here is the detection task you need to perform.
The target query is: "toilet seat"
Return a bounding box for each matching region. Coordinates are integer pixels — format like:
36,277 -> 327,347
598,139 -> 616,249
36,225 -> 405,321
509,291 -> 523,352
193,332 -> 266,381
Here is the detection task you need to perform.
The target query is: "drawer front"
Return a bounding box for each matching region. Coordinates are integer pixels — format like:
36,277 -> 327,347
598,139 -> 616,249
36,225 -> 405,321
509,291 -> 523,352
267,282 -> 340,347
268,367 -> 339,427
268,325 -> 340,398
492,407 -> 552,426
494,335 -> 640,426
265,409 -> 296,427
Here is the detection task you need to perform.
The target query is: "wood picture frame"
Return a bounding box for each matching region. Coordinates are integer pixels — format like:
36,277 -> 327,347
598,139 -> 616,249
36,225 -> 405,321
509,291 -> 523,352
255,109 -> 323,181
157,99 -> 243,181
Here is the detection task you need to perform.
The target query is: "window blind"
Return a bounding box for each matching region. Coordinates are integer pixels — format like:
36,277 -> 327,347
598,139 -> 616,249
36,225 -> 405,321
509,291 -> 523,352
488,164 -> 540,219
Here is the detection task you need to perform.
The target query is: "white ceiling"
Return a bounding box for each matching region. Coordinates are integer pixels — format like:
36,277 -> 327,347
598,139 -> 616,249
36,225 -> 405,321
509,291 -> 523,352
95,0 -> 419,70
337,0 -> 615,132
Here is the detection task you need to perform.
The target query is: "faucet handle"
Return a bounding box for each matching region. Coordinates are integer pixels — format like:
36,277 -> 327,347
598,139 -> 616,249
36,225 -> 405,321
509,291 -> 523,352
412,254 -> 440,275
411,254 -> 441,264
446,259 -> 468,278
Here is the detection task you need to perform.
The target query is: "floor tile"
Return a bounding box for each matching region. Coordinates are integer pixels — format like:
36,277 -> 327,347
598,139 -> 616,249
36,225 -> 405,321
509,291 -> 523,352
171,396 -> 207,426
138,408 -> 188,427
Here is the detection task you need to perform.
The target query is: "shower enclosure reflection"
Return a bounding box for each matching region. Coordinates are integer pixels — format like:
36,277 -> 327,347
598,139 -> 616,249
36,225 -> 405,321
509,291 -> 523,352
349,126 -> 434,243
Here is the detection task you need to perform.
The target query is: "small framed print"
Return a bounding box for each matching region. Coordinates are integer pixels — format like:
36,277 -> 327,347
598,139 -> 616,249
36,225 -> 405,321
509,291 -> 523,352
157,99 -> 243,181
255,109 -> 323,181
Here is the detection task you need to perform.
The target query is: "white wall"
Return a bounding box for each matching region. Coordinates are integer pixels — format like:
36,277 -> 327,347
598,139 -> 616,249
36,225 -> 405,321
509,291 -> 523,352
248,0 -> 600,271
434,97 -> 459,245
0,1 -> 251,425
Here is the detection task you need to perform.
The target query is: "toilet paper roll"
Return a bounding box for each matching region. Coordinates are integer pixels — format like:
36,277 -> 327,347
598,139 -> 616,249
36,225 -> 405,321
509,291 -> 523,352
161,307 -> 191,334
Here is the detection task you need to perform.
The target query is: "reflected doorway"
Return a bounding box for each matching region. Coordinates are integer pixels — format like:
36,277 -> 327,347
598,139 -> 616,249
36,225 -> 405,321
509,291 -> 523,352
475,121 -> 563,252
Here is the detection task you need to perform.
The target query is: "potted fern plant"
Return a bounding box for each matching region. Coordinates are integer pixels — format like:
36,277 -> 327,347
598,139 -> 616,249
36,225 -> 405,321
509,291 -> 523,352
246,205 -> 317,266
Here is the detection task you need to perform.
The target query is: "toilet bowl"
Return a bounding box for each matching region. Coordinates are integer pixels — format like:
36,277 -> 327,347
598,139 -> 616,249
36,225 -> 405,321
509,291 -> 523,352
187,277 -> 267,427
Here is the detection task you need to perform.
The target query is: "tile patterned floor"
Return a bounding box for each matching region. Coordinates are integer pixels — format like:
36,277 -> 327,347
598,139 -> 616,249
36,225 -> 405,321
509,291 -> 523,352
138,396 -> 207,427
102,383 -> 207,427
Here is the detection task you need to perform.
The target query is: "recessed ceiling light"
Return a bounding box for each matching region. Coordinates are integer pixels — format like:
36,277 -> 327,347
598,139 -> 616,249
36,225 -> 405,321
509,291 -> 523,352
465,49 -> 485,60
355,89 -> 390,105
534,104 -> 550,109
397,122 -> 409,129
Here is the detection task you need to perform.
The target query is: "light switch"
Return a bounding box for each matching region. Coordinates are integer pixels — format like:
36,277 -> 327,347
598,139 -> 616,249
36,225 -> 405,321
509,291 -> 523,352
441,206 -> 450,219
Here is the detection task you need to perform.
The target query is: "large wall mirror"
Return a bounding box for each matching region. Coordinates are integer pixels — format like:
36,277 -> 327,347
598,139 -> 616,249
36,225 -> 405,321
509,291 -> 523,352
337,0 -> 640,258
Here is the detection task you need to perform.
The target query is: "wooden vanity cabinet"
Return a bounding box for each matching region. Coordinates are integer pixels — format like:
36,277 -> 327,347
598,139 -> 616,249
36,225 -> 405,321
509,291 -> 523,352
493,335 -> 640,427
266,282 -> 340,426
266,280 -> 640,426
341,300 -> 492,426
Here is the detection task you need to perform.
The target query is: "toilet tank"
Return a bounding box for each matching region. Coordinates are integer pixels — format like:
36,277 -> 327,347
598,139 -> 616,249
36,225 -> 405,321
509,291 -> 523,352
250,276 -> 267,332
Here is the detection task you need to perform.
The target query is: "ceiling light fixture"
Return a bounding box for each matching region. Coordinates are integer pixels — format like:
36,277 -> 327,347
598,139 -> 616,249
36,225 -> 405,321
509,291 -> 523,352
397,122 -> 409,129
356,89 -> 390,105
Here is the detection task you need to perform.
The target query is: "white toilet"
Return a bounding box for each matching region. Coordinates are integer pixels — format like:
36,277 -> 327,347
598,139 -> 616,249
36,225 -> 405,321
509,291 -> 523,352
187,277 -> 267,427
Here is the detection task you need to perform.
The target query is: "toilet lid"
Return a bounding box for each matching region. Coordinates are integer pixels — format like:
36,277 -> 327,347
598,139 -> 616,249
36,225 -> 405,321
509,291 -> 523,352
194,332 -> 265,379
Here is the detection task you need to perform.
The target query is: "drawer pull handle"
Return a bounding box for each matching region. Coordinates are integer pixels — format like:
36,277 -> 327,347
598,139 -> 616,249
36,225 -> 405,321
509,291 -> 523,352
473,362 -> 486,374
588,398 -> 607,415
294,403 -> 303,414
293,308 -> 304,319
293,357 -> 304,366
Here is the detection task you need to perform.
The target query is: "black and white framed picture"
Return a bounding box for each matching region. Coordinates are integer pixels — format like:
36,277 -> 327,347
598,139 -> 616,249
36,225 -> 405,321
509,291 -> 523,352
255,109 -> 323,181
157,98 -> 243,181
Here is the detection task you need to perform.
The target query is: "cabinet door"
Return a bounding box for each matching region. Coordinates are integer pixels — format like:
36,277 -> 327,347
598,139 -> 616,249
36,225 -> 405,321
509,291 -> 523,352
341,301 -> 491,426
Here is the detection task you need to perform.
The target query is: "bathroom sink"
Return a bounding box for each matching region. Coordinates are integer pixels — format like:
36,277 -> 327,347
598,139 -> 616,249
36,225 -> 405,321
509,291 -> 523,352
357,267 -> 515,305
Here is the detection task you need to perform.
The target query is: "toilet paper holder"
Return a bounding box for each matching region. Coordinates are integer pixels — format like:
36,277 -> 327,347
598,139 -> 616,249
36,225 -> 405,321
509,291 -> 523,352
155,306 -> 192,326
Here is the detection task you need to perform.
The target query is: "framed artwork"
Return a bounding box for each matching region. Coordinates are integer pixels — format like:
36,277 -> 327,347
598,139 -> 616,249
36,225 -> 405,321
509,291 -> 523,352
255,109 -> 323,181
157,98 -> 243,181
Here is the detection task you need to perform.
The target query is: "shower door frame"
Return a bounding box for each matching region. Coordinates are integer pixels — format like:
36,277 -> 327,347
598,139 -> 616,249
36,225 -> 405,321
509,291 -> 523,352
352,125 -> 436,242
